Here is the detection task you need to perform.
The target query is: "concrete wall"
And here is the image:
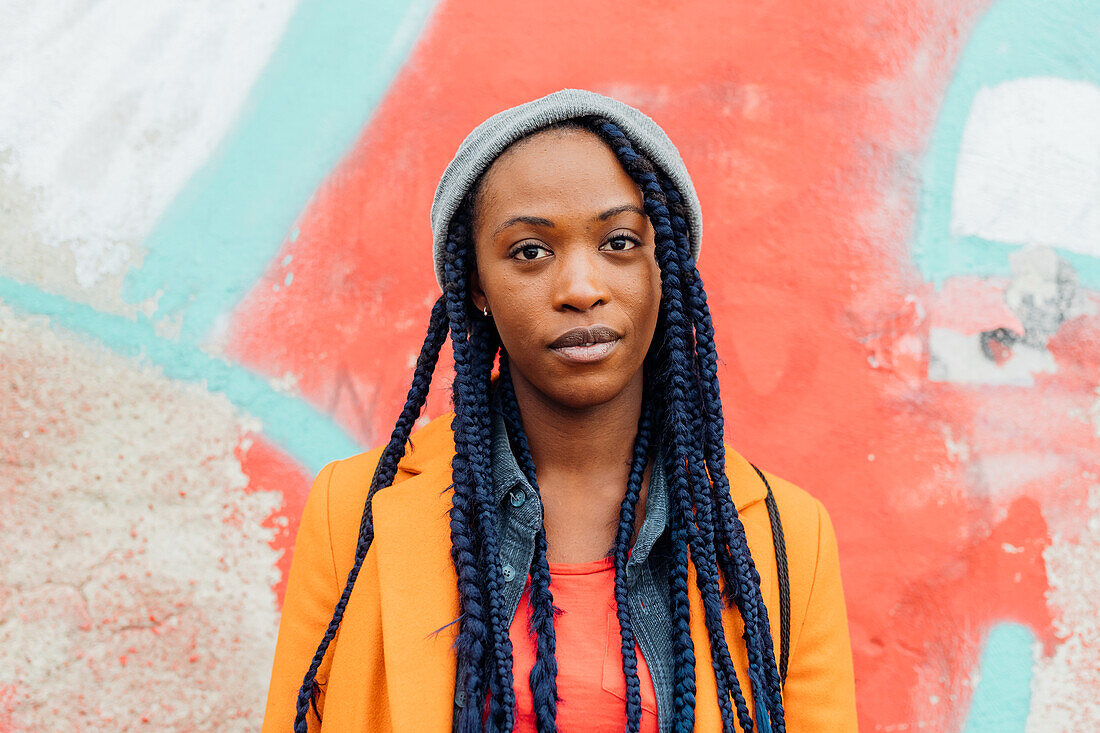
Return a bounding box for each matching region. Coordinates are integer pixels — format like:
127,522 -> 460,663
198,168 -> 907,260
2,0 -> 1097,729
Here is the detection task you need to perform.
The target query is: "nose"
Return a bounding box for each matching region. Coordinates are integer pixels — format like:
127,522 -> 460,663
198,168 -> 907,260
552,248 -> 610,312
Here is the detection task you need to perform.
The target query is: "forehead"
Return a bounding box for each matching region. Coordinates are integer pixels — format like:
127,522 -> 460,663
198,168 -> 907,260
474,128 -> 642,220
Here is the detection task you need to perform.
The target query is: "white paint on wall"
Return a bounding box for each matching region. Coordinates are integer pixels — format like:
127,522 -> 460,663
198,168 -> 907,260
1026,485 -> 1100,732
927,247 -> 1090,386
0,302 -> 281,730
1004,246 -> 1092,345
928,326 -> 1057,386
967,452 -> 1077,500
0,0 -> 299,289
950,77 -> 1100,257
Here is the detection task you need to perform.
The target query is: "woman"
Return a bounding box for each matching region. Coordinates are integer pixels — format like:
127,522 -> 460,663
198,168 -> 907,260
262,89 -> 857,732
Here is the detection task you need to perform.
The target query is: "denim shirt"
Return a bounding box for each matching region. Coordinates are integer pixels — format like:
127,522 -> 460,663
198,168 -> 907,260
485,407 -> 678,731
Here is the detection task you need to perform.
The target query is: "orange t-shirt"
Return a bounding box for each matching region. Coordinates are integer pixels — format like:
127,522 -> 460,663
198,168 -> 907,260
509,557 -> 659,732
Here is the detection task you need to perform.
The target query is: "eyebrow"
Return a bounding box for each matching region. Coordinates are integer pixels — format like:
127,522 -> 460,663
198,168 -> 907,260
597,204 -> 646,220
493,216 -> 554,238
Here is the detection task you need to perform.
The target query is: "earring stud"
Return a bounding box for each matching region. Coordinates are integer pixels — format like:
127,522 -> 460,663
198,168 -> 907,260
482,306 -> 490,317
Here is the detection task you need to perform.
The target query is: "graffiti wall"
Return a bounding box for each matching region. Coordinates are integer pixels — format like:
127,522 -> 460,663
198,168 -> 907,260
2,0 -> 1097,729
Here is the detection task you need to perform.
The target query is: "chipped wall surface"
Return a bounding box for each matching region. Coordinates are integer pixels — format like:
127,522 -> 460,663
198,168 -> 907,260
0,304 -> 281,729
1,0 -> 1098,730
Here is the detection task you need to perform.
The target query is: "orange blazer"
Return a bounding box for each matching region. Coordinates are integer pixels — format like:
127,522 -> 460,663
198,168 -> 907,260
262,413 -> 857,731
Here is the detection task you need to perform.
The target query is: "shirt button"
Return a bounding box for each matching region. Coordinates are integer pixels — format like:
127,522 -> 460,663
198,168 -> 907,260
508,488 -> 527,507
501,563 -> 516,582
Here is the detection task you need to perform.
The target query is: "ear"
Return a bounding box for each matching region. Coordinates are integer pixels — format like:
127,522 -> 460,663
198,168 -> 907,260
469,264 -> 489,314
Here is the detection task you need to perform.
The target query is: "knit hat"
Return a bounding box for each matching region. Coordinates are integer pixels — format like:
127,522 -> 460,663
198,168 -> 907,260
430,88 -> 702,290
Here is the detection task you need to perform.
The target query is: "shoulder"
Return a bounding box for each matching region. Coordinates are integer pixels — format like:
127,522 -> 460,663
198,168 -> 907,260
722,443 -> 839,619
722,442 -> 830,542
314,412 -> 457,578
723,445 -> 848,665
325,411 -> 454,501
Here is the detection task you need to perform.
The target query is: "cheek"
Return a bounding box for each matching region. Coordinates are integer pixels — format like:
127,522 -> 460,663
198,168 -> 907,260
625,265 -> 662,345
487,282 -> 546,352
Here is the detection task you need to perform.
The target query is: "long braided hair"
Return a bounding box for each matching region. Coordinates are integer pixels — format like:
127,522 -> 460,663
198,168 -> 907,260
294,115 -> 785,733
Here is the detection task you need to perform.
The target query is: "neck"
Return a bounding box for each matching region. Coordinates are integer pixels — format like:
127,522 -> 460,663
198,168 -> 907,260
510,371 -> 643,487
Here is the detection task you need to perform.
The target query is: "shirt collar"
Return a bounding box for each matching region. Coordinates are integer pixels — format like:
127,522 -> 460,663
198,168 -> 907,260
489,403 -> 670,577
490,405 -> 533,507
628,448 -> 669,578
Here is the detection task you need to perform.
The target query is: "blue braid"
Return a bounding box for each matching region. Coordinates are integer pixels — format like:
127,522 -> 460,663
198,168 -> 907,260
654,164 -> 771,733
666,507 -> 698,731
663,179 -> 786,732
497,356 -> 559,732
526,528 -> 558,731
656,176 -> 773,733
294,296 -> 449,732
442,205 -> 532,730
610,388 -> 655,733
641,179 -> 747,732
466,318 -> 517,731
440,209 -> 498,732
650,212 -> 741,731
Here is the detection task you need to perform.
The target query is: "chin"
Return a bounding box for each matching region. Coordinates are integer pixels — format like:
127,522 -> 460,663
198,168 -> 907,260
535,369 -> 637,411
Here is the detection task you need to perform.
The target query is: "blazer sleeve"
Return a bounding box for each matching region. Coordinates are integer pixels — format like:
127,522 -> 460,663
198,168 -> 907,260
782,500 -> 859,731
261,460 -> 341,733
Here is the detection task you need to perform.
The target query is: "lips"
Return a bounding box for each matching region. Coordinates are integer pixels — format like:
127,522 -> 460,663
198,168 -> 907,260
549,325 -> 622,364
549,326 -> 620,348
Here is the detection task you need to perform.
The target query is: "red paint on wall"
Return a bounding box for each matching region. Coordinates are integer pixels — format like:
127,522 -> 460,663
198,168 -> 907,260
223,0 -> 1100,728
0,684 -> 17,733
236,433 -> 311,604
864,496 -> 1053,728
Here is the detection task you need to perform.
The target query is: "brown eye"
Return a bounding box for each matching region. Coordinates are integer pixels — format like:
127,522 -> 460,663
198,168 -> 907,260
599,235 -> 640,252
511,242 -> 551,261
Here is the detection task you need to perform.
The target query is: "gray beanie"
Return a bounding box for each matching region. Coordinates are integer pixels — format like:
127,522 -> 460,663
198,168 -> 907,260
430,88 -> 702,290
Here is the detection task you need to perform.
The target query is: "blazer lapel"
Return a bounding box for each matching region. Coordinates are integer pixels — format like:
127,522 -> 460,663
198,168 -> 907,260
371,425 -> 460,731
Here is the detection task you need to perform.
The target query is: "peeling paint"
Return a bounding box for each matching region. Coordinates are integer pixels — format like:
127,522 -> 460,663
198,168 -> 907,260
1005,247 -> 1092,348
929,326 -> 1057,386
928,247 -> 1089,386
0,303 -> 280,730
1026,486 -> 1100,731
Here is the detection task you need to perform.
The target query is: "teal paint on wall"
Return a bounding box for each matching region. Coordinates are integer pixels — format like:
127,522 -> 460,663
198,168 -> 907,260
122,0 -> 439,344
913,0 -> 1100,288
0,276 -> 360,475
963,622 -> 1037,733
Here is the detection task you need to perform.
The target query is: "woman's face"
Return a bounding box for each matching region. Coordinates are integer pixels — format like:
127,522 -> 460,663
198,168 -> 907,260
470,127 -> 662,410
